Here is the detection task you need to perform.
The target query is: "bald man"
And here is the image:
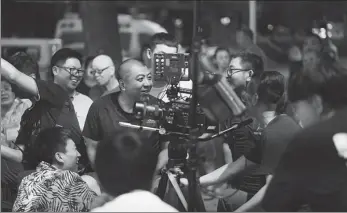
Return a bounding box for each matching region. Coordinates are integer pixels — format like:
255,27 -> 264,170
83,59 -> 166,168
89,54 -> 119,99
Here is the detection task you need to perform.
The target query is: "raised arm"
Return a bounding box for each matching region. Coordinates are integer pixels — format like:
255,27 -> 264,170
1,58 -> 38,96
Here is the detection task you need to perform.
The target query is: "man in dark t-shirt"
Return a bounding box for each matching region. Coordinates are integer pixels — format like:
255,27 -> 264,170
83,59 -> 165,167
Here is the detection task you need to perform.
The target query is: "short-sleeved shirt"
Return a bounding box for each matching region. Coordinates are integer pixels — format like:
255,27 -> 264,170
83,92 -> 164,155
15,80 -> 88,170
13,161 -> 96,212
262,107 -> 347,212
245,114 -> 302,174
222,115 -> 266,197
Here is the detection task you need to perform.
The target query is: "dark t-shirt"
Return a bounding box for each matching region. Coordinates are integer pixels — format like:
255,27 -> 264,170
262,108 -> 347,212
222,116 -> 266,197
245,114 -> 301,174
83,92 -> 163,155
15,80 -> 88,170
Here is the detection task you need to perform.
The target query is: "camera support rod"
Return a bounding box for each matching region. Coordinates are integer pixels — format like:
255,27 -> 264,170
187,0 -> 204,211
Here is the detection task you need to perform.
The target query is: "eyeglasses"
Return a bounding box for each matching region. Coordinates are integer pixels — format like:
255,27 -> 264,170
91,66 -> 111,75
56,66 -> 84,77
226,68 -> 253,78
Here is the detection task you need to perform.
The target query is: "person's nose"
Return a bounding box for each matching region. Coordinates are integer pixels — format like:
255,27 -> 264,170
143,77 -> 152,87
77,151 -> 81,157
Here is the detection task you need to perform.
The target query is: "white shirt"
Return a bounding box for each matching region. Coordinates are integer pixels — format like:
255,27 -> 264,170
71,92 -> 93,130
92,190 -> 178,212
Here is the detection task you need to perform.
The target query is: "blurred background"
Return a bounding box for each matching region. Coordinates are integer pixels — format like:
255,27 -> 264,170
2,1 -> 347,210
2,0 -> 347,80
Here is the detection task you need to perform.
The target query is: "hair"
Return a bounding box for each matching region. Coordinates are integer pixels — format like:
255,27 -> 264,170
213,47 -> 230,59
231,52 -> 264,77
116,59 -> 146,81
84,55 -> 95,69
288,60 -> 347,109
50,48 -> 83,79
257,71 -> 285,104
5,52 -> 40,97
148,32 -> 179,51
8,51 -> 40,79
237,25 -> 254,41
95,130 -> 158,196
32,127 -> 72,165
256,71 -> 287,113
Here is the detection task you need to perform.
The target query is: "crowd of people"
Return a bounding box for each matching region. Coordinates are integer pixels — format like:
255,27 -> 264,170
1,26 -> 347,212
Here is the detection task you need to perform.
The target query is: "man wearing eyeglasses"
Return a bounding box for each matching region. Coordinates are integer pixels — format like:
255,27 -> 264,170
1,48 -> 91,174
88,54 -> 119,99
205,52 -> 266,211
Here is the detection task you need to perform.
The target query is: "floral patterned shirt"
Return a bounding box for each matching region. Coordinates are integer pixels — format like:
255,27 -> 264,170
13,162 -> 96,212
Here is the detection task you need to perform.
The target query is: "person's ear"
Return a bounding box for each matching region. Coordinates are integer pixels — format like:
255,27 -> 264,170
52,66 -> 59,76
119,79 -> 126,91
54,152 -> 64,164
146,48 -> 152,60
311,94 -> 323,115
246,70 -> 254,82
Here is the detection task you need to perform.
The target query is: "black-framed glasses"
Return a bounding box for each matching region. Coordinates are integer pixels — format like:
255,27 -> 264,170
91,66 -> 111,75
56,66 -> 84,77
226,67 -> 253,78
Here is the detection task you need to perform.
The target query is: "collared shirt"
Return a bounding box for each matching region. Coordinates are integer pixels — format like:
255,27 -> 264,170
13,162 -> 96,212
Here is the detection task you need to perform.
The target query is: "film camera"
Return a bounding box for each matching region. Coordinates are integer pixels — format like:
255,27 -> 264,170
119,51 -> 251,211
138,53 -> 217,134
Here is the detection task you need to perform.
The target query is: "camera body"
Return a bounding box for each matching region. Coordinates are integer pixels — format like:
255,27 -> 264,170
134,99 -> 214,134
154,53 -> 190,84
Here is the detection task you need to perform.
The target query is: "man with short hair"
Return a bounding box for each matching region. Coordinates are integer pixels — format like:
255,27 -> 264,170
90,54 -> 120,98
83,59 -> 164,167
262,61 -> 347,211
218,52 -> 266,207
92,130 -> 177,212
13,127 -> 97,212
0,48 -> 90,172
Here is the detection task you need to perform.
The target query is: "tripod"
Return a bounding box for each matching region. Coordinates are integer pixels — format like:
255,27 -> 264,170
155,146 -> 206,212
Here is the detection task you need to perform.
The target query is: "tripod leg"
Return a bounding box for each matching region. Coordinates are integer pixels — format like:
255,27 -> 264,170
194,184 -> 206,212
155,171 -> 169,199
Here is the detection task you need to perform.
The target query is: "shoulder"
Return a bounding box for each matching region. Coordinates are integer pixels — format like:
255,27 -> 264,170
57,170 -> 91,189
36,80 -> 64,93
268,115 -> 301,132
89,93 -> 115,110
